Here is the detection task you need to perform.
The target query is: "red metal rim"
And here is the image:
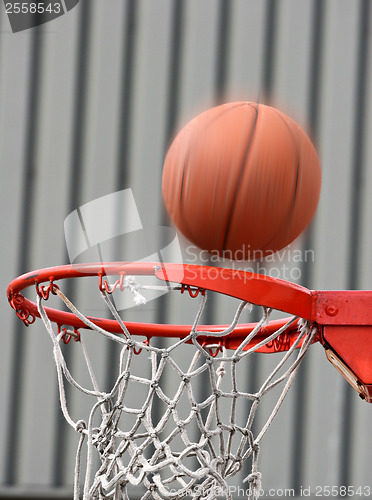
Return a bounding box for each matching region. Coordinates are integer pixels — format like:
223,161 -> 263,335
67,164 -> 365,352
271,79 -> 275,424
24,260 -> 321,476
7,262 -> 317,353
9,262 -> 372,398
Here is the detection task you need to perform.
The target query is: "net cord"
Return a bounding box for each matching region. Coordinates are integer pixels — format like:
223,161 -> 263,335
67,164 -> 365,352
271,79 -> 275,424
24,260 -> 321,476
36,280 -> 315,500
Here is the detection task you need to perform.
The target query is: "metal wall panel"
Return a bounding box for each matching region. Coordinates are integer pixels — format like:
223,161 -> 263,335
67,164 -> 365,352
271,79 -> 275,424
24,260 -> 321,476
1,0 -> 371,497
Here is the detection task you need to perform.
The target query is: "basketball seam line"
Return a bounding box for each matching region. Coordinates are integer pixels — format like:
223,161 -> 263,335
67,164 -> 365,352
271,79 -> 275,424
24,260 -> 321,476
178,102 -> 251,249
221,102 -> 259,255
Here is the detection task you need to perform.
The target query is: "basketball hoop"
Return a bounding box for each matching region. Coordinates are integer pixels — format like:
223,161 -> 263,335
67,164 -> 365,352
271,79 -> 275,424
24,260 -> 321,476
7,262 -> 372,500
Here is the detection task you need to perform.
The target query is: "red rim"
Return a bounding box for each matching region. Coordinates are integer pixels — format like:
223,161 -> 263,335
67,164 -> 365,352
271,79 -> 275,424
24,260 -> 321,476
7,262 -> 318,353
8,262 -> 372,399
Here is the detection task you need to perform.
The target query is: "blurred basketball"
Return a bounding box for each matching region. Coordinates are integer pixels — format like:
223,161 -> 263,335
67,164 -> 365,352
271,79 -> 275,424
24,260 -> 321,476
162,101 -> 321,259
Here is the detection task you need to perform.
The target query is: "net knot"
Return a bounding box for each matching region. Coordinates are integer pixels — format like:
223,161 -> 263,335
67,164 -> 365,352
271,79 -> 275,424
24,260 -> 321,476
148,482 -> 157,492
75,420 -> 86,433
216,365 -> 226,377
252,393 -> 261,404
126,339 -> 135,349
252,442 -> 260,453
191,331 -> 199,341
214,389 -> 222,398
124,275 -> 147,305
298,318 -> 311,334
243,471 -> 262,494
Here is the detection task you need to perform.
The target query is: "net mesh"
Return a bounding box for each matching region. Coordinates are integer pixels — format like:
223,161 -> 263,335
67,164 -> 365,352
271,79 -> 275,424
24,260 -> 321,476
36,276 -> 315,500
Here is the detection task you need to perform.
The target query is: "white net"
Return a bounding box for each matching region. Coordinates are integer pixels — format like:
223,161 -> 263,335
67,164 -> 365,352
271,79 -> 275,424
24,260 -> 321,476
36,277 -> 316,500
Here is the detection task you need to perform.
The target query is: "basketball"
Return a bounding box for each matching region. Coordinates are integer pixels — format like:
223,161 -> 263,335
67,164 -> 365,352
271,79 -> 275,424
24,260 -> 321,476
162,101 -> 321,259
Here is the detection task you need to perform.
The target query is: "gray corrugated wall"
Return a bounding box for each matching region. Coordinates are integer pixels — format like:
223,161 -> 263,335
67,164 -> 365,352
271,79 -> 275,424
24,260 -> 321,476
1,0 -> 372,497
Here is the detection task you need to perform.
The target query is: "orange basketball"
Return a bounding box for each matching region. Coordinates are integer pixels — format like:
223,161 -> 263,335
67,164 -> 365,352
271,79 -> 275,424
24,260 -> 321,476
162,102 -> 321,259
